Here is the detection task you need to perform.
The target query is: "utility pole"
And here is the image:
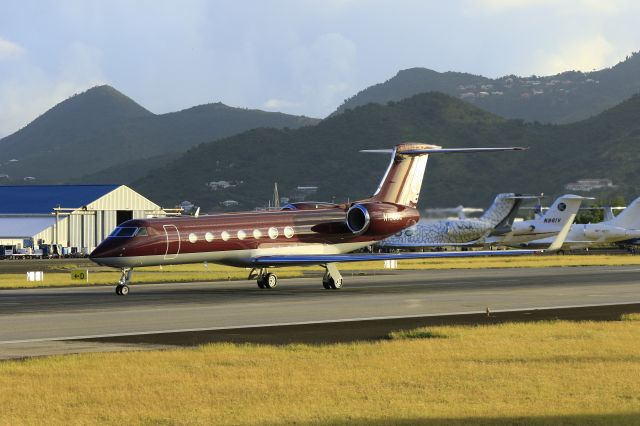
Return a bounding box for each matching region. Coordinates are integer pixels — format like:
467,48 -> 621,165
273,182 -> 280,209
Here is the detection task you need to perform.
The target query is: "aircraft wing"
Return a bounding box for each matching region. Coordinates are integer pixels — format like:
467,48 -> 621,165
251,249 -> 539,266
253,218 -> 571,266
378,240 -> 482,248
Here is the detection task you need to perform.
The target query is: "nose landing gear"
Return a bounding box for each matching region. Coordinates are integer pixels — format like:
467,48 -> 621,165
115,268 -> 133,295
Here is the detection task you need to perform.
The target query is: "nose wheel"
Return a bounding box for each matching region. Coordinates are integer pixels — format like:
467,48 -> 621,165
115,268 -> 133,296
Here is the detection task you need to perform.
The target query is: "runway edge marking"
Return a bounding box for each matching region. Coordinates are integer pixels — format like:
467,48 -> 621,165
1,301 -> 640,345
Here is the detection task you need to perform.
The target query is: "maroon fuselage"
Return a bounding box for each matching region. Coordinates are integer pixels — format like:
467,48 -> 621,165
90,201 -> 419,268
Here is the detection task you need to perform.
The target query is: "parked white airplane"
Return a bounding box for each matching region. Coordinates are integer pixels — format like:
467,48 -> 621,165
512,195 -> 640,249
378,193 -> 534,248
485,194 -> 589,246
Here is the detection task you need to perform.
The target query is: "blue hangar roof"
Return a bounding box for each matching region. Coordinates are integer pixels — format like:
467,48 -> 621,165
0,185 -> 119,214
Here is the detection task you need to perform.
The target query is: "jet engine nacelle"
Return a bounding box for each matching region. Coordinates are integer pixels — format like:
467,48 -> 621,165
582,225 -> 604,240
346,202 -> 419,236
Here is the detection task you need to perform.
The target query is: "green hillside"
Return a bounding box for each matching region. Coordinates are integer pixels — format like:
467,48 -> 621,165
132,92 -> 640,211
334,52 -> 640,124
0,85 -> 319,183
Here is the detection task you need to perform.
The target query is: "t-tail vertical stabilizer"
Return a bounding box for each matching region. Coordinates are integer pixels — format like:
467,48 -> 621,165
500,194 -> 591,245
606,196 -> 640,229
362,143 -> 526,208
532,194 -> 589,232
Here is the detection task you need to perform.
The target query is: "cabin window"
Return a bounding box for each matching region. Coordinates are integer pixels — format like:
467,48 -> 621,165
205,232 -> 214,242
284,226 -> 294,238
188,233 -> 198,243
268,227 -> 279,239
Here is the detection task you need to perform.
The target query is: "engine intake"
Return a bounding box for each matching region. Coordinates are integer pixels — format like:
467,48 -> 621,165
346,204 -> 370,234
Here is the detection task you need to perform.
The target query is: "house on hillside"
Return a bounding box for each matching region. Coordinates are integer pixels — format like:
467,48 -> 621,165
565,179 -> 617,192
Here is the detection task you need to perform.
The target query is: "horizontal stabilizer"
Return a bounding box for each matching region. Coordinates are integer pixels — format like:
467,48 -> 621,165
503,194 -> 542,199
360,149 -> 395,154
361,147 -> 527,155
402,147 -> 527,155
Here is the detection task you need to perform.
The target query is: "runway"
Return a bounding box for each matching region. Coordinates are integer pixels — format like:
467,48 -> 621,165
1,265 -> 639,358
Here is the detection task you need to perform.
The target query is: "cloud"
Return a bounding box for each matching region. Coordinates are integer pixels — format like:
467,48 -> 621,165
0,41 -> 106,138
0,36 -> 25,60
465,0 -> 627,15
534,35 -> 617,74
287,32 -> 358,114
263,98 -> 301,110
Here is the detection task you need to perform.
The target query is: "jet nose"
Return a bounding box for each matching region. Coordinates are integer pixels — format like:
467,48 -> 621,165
89,239 -> 126,262
89,245 -> 107,260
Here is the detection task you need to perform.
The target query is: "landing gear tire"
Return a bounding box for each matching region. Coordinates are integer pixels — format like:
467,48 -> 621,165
115,268 -> 133,296
115,284 -> 129,296
256,277 -> 266,289
263,273 -> 278,289
326,277 -> 342,289
322,277 -> 332,289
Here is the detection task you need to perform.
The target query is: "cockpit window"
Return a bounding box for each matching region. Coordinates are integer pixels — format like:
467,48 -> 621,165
110,227 -> 138,237
136,227 -> 148,236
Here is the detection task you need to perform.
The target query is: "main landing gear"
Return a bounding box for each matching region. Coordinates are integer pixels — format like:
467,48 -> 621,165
322,263 -> 343,290
249,268 -> 278,289
249,262 -> 343,290
115,268 -> 133,296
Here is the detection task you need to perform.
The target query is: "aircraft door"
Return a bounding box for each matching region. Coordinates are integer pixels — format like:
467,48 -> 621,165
163,225 -> 180,260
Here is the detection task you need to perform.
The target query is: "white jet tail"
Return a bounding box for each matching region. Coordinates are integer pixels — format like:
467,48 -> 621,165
530,194 -> 590,231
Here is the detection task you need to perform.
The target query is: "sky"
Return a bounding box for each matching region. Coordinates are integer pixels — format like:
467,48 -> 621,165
1,0 -> 639,138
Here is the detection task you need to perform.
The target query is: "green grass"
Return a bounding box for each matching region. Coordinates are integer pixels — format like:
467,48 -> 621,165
1,317 -> 639,424
1,254 -> 640,289
621,313 -> 640,321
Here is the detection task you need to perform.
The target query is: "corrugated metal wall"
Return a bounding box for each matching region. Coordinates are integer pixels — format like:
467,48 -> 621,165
87,186 -> 161,211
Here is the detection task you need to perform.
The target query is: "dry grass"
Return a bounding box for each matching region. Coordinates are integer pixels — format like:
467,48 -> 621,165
1,318 -> 639,425
1,254 -> 639,289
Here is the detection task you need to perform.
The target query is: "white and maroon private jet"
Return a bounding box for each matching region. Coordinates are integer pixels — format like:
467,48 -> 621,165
90,142 -> 563,295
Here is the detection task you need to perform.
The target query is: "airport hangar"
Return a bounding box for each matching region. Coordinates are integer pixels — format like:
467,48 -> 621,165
0,184 -> 175,255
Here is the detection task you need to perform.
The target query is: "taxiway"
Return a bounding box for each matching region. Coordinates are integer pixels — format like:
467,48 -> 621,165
0,265 -> 638,358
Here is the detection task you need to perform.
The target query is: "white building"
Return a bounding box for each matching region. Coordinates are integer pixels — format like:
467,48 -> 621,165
0,184 -> 172,253
565,179 -> 617,192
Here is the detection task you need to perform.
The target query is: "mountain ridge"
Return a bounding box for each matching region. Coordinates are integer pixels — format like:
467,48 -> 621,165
0,85 -> 320,182
131,91 -> 640,211
334,51 -> 640,124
